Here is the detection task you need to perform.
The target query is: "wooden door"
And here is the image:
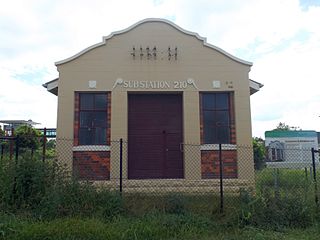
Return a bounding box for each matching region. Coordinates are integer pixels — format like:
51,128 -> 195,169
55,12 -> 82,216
128,94 -> 183,179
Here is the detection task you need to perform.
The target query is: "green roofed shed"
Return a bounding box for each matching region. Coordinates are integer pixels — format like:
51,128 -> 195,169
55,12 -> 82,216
265,130 -> 317,138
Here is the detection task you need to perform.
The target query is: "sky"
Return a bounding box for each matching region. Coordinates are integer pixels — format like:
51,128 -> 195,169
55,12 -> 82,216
0,0 -> 319,138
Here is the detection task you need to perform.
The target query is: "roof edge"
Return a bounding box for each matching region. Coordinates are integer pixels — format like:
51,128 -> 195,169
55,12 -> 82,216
43,78 -> 58,96
42,78 -> 58,88
250,79 -> 264,88
249,79 -> 263,95
55,18 -> 253,66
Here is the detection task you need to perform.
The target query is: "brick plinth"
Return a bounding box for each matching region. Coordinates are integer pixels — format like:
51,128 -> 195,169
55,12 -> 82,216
201,150 -> 237,179
73,151 -> 110,180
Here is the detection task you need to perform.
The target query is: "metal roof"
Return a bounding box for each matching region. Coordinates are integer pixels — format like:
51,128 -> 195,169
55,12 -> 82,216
0,119 -> 40,125
265,130 -> 317,138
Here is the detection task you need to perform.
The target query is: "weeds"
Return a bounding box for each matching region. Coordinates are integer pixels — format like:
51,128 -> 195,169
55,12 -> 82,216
0,156 -> 124,220
238,188 -> 315,230
1,154 -> 320,239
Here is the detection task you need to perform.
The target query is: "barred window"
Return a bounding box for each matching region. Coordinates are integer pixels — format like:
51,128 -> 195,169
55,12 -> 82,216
201,93 -> 232,144
78,93 -> 108,145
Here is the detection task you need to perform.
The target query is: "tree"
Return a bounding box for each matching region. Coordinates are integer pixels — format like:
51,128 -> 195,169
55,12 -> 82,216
45,139 -> 56,159
0,126 -> 6,149
15,125 -> 41,151
46,139 -> 56,150
253,137 -> 266,170
0,126 -> 4,136
274,122 -> 300,131
274,122 -> 290,131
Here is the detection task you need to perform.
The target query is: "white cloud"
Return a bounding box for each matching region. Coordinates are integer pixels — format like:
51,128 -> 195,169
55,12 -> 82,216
250,31 -> 320,137
0,67 -> 57,128
0,0 -> 319,137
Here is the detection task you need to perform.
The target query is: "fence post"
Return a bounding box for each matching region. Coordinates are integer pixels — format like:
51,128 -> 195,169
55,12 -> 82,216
219,143 -> 224,213
311,148 -> 318,207
273,169 -> 280,199
15,135 -> 19,163
119,138 -> 123,195
42,128 -> 47,162
1,143 -> 4,161
9,128 -> 14,160
12,135 -> 19,204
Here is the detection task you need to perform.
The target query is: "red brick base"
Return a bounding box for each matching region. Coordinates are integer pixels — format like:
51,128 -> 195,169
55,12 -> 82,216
73,151 -> 110,180
201,150 -> 237,179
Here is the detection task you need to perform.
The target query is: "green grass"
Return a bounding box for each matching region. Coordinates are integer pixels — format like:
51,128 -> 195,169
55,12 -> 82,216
2,155 -> 320,239
256,168 -> 314,189
1,213 -> 320,240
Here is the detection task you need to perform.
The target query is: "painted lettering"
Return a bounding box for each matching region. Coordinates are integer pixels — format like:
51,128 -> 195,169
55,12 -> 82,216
140,81 -> 145,88
119,80 -> 192,89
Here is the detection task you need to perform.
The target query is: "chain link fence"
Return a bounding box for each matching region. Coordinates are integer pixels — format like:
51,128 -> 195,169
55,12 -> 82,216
1,135 -> 320,214
0,135 -> 56,162
259,146 -> 320,206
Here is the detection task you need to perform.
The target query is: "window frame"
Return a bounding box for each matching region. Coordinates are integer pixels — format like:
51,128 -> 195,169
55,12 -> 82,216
78,92 -> 108,146
200,92 -> 233,144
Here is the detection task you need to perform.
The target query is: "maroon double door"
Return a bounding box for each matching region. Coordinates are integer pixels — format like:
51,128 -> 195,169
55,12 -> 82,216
128,94 -> 183,179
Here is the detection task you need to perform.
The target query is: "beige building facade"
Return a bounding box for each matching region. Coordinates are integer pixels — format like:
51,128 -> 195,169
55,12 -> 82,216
44,19 -> 262,191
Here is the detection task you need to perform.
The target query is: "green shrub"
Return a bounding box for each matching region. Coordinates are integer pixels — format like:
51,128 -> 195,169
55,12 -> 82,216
0,154 -> 55,211
1,150 -> 319,231
163,193 -> 188,215
256,169 -> 311,191
253,137 -> 266,170
15,125 -> 41,152
37,180 -> 124,220
99,191 -> 124,220
238,188 -> 314,230
0,153 -> 125,220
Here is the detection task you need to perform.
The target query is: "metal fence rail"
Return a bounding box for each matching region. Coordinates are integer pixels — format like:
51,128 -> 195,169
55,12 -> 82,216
1,136 -> 320,213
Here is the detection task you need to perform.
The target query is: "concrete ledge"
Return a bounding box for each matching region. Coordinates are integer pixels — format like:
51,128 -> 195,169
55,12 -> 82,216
266,161 -> 320,169
73,145 -> 111,151
92,179 -> 254,194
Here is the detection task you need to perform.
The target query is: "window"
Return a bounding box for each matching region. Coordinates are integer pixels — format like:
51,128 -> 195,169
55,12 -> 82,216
268,141 -> 284,161
78,93 -> 108,145
270,148 -> 284,161
201,93 -> 232,144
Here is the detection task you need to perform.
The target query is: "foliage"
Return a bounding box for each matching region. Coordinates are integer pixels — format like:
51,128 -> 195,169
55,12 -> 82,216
15,125 -> 41,150
46,139 -> 56,149
0,126 -> 4,137
0,155 -> 55,211
37,180 -> 124,220
239,189 -> 314,230
0,127 -> 6,148
239,168 -> 318,230
163,193 -> 188,214
252,137 -> 266,170
0,154 -> 124,220
1,153 -> 320,239
274,122 -> 300,131
1,213 -> 320,240
43,139 -> 56,159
